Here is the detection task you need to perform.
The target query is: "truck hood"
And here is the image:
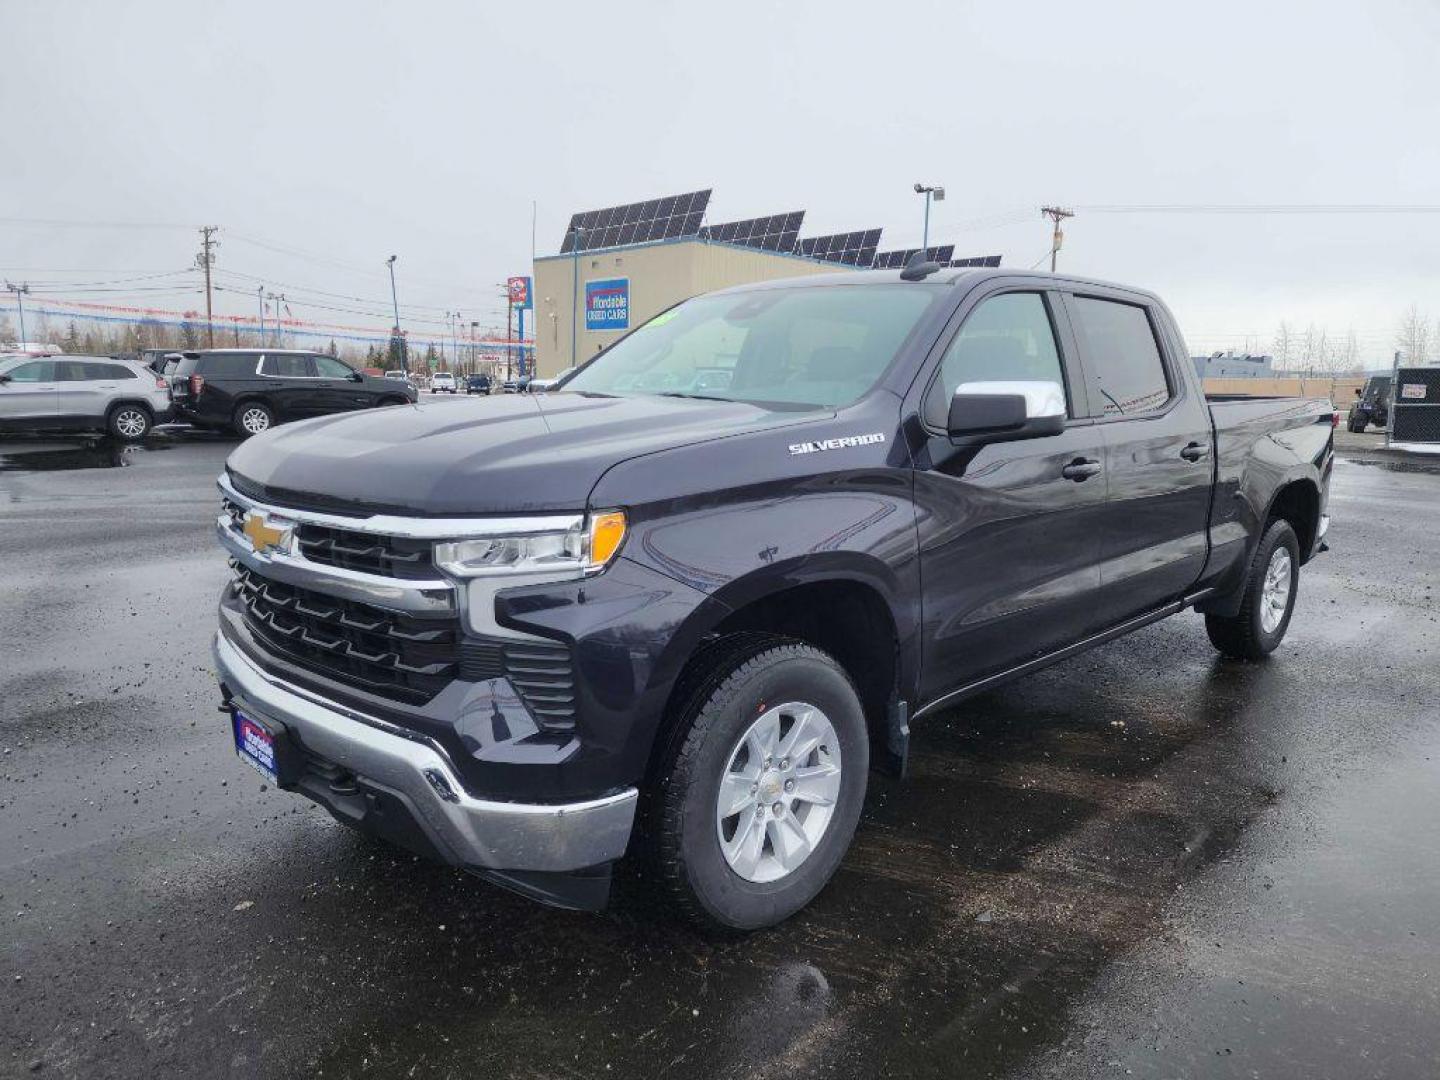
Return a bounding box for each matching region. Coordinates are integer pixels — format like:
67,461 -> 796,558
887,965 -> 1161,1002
225,392 -> 820,516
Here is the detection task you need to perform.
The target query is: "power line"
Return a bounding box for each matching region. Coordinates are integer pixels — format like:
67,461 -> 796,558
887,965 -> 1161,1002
1076,204 -> 1440,215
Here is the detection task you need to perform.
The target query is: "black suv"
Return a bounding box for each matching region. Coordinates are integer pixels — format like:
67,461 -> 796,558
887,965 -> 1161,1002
465,373 -> 491,395
169,350 -> 416,436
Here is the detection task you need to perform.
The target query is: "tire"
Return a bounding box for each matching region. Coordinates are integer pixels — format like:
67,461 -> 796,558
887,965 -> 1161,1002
107,404 -> 151,442
232,401 -> 274,438
1348,418 -> 1366,433
377,396 -> 408,407
1206,519 -> 1300,661
653,637 -> 869,932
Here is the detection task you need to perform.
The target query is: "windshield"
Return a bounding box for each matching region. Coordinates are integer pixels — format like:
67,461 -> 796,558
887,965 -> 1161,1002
562,284 -> 942,409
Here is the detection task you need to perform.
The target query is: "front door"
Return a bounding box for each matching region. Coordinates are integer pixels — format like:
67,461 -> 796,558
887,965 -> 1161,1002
911,289 -> 1112,702
0,360 -> 58,428
258,353 -> 321,418
311,354 -> 373,413
1061,292 -> 1213,622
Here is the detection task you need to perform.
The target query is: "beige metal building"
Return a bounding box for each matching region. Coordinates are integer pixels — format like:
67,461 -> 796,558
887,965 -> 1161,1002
531,238 -> 847,378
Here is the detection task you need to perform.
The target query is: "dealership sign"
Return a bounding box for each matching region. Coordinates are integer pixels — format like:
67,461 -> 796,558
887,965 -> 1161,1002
507,276 -> 532,309
585,278 -> 629,330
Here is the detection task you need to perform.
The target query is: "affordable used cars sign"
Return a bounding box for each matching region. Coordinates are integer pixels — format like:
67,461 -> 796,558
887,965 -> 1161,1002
585,278 -> 629,330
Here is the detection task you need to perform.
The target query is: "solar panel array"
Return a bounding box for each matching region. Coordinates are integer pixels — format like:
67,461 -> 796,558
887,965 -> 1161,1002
948,254 -> 1003,268
560,189 -> 712,253
700,211 -> 806,253
871,245 -> 956,269
795,229 -> 883,266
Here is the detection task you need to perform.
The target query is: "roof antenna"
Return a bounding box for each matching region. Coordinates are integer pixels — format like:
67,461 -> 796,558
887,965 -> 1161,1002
899,249 -> 942,281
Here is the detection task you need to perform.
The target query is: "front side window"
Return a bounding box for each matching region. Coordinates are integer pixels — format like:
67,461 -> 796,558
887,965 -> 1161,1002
261,354 -> 314,378
1069,297 -> 1171,417
925,292 -> 1066,427
563,284 -> 943,409
313,356 -> 354,379
4,361 -> 55,382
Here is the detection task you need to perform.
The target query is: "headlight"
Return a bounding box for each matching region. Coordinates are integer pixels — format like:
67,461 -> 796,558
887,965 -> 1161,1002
433,511 -> 626,578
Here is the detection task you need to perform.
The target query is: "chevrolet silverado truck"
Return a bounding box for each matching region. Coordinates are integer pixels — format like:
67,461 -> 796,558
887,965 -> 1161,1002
211,266 -> 1332,931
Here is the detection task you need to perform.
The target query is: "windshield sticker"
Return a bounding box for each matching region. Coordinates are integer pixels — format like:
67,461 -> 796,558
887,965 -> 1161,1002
789,433 -> 886,456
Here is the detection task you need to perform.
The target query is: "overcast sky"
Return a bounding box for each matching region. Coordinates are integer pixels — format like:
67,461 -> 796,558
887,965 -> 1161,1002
3,0 -> 1438,362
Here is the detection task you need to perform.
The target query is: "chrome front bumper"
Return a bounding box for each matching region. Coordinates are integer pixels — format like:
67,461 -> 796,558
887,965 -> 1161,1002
213,632 -> 637,872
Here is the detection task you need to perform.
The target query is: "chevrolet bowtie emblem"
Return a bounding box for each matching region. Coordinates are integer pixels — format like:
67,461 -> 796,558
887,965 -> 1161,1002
242,511 -> 292,555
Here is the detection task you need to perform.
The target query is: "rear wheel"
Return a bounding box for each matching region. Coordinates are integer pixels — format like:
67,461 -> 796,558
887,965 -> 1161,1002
376,396 -> 408,407
107,404 -> 151,442
653,638 -> 868,932
233,401 -> 273,438
1206,519 -> 1300,661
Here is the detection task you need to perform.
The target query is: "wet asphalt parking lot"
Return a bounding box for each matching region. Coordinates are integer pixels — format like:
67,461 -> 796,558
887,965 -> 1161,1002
1,422 -> 1437,1080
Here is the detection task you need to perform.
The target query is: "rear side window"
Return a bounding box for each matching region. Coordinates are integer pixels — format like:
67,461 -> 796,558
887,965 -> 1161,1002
200,353 -> 262,377
926,292 -> 1067,426
58,361 -> 137,380
261,354 -> 314,378
1069,297 -> 1171,417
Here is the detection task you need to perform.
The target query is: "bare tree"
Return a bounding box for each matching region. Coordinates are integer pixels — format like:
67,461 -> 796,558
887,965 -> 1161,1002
1273,321 -> 1296,371
1396,305 -> 1430,365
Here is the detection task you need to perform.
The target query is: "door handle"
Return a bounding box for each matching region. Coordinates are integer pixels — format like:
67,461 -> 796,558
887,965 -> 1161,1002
1180,442 -> 1210,462
1061,458 -> 1103,482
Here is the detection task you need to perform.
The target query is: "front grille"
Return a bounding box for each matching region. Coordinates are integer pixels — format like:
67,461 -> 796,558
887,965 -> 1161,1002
296,523 -> 436,579
233,566 -> 459,704
220,497 -> 436,580
461,638 -> 577,732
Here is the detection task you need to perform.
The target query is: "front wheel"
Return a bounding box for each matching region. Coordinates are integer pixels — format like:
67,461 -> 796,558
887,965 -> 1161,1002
233,402 -> 274,438
1206,519 -> 1300,661
653,638 -> 868,932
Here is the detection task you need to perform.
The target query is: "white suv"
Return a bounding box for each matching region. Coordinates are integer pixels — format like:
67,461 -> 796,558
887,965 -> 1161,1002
0,354 -> 173,441
430,372 -> 457,394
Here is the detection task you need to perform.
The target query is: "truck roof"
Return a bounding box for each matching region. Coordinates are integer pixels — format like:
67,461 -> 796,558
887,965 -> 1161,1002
710,266 -> 1164,303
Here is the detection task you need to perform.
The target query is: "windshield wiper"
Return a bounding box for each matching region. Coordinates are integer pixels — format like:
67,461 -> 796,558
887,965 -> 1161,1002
655,391 -> 731,402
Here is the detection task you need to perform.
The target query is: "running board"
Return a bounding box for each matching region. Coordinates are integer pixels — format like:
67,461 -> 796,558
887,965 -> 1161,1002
912,590 -> 1212,722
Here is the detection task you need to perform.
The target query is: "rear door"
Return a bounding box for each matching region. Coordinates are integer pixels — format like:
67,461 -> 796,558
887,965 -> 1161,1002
0,360 -> 58,426
55,359 -> 132,421
911,286 -> 1112,700
1061,291 -> 1213,622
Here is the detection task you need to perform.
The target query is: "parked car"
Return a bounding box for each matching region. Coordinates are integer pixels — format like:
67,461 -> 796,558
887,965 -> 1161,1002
139,348 -> 183,375
465,374 -> 492,395
501,375 -> 530,393
167,349 -> 416,437
0,353 -> 173,440
527,366 -> 578,393
384,369 -> 410,382
211,268 -> 1332,930
431,372 -> 457,394
1347,375 -> 1392,432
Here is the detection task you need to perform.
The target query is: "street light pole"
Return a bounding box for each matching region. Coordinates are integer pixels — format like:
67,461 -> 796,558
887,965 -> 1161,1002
913,183 -> 945,257
256,285 -> 265,342
4,282 -> 30,344
570,226 -> 584,368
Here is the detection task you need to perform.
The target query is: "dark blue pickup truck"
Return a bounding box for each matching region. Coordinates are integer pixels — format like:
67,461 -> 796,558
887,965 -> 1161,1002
211,267 -> 1332,930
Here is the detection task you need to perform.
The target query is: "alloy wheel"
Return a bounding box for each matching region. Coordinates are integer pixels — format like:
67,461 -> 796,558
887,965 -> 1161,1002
715,701 -> 842,883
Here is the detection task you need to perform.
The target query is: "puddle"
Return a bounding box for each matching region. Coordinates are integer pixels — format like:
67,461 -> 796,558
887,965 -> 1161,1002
0,428 -> 229,473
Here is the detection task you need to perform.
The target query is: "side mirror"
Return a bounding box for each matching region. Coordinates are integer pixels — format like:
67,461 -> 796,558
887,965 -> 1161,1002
351,371 -> 365,382
1354,388 -> 1362,397
947,380 -> 1066,445
0,374 -> 10,385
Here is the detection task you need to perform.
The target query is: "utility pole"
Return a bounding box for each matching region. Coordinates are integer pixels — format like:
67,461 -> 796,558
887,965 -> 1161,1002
913,184 -> 945,257
4,282 -> 30,344
265,292 -> 286,346
257,285 -> 265,342
1041,207 -> 1074,272
502,285 -> 515,380
197,226 -> 219,346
